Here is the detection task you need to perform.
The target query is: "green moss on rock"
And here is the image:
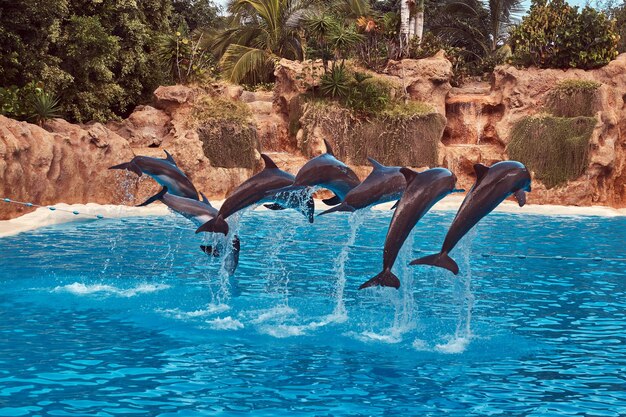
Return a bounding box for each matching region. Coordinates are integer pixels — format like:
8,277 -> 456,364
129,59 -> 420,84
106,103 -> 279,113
193,94 -> 259,169
545,79 -> 601,118
507,115 -> 596,188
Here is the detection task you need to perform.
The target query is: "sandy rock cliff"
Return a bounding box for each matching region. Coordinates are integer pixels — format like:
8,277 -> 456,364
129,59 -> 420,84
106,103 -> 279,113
2,53 -> 626,220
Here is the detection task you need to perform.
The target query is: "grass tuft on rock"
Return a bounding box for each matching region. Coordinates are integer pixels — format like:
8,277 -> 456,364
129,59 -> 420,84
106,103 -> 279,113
193,94 -> 258,169
545,79 -> 601,118
300,100 -> 444,167
507,115 -> 596,188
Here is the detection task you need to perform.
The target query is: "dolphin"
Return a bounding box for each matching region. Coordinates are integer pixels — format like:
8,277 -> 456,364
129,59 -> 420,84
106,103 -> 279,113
109,150 -> 199,200
137,187 -> 240,275
410,161 -> 532,275
318,158 -> 406,215
196,154 -> 314,235
359,167 -> 459,290
270,139 -> 360,206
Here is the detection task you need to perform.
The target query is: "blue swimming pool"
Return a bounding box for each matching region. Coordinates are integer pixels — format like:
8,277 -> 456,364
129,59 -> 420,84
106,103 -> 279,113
1,209 -> 625,416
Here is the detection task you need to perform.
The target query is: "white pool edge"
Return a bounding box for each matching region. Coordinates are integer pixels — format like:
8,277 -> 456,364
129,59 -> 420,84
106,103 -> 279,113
1,196 -> 624,238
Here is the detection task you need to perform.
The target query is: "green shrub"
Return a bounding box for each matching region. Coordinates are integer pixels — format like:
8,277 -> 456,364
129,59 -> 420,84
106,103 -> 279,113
345,73 -> 391,113
507,115 -> 596,188
28,90 -> 61,126
510,0 -> 619,69
320,62 -> 351,99
0,82 -> 62,124
318,64 -> 393,115
545,79 -> 601,117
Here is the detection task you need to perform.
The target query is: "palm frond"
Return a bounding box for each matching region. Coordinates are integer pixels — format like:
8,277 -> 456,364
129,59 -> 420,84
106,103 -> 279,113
220,44 -> 275,84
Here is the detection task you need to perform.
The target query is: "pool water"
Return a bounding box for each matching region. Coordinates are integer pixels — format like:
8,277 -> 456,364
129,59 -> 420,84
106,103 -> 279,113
1,209 -> 625,416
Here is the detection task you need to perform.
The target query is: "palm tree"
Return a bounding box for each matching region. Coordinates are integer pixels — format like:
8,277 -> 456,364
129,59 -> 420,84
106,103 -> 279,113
214,0 -> 309,84
486,0 -> 523,51
442,0 -> 523,51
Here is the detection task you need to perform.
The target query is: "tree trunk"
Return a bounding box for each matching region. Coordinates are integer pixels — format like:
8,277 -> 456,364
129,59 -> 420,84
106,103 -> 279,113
400,0 -> 410,50
415,0 -> 424,44
415,11 -> 424,44
409,16 -> 415,38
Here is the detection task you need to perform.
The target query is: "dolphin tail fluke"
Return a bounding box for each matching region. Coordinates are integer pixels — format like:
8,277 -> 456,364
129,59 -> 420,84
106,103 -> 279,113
137,187 -> 168,207
317,202 -> 355,216
410,252 -> 459,275
359,269 -> 400,290
196,216 -> 229,235
109,162 -> 142,177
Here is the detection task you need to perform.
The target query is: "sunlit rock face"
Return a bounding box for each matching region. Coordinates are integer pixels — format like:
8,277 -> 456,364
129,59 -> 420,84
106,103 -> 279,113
0,116 -> 136,220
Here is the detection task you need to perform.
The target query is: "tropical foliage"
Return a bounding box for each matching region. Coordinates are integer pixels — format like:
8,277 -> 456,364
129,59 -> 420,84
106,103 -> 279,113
0,0 -> 220,122
0,0 -> 621,124
509,0 -> 619,69
213,0 -> 308,84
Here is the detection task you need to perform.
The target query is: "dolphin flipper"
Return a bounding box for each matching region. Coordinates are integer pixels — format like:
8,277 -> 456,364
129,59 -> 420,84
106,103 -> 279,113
264,203 -> 287,210
196,216 -> 229,235
137,187 -> 168,207
109,162 -> 142,177
200,245 -> 220,257
322,195 -> 342,206
318,202 -> 355,216
359,269 -> 400,289
410,252 -> 459,275
513,190 -> 526,207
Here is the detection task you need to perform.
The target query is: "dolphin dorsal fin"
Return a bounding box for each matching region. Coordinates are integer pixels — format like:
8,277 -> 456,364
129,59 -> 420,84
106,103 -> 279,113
367,157 -> 385,170
400,167 -> 418,183
261,154 -> 278,170
323,139 -> 334,156
200,192 -> 213,207
163,150 -> 178,166
473,163 -> 489,183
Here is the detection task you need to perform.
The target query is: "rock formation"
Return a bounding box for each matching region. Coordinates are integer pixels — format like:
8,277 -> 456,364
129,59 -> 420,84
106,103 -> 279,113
2,52 -> 626,220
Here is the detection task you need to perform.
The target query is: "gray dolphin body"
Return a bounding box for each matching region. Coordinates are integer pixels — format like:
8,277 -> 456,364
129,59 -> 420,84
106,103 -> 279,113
196,154 -> 314,236
138,188 -> 240,275
272,140 -> 360,206
109,151 -> 198,200
318,158 -> 406,215
410,161 -> 532,275
360,167 -> 458,290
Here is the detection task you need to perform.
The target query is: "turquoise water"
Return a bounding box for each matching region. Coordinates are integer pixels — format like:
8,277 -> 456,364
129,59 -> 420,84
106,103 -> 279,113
1,210 -> 625,416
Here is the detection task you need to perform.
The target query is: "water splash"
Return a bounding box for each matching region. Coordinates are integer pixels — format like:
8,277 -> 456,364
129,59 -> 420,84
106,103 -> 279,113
330,210 -> 366,322
357,229 -> 417,343
435,228 -> 476,353
53,282 -> 170,298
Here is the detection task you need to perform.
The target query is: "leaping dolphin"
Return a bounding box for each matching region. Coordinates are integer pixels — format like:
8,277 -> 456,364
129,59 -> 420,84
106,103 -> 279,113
360,167 -> 459,290
196,154 -> 314,236
410,161 -> 531,275
271,139 -> 360,206
137,187 -> 240,275
318,158 -> 406,215
109,150 -> 199,200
